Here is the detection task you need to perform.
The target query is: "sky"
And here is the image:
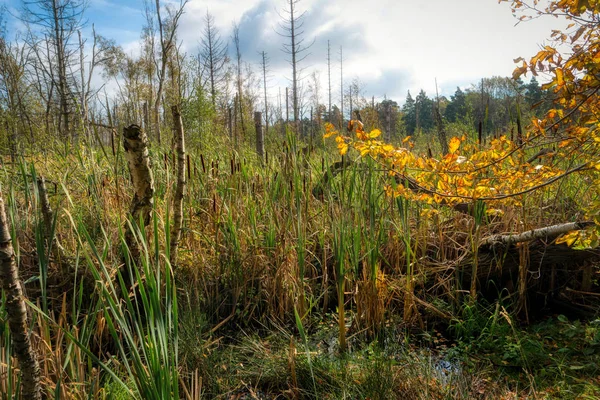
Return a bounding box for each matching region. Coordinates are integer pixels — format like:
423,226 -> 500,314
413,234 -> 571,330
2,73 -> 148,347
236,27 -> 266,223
1,0 -> 569,106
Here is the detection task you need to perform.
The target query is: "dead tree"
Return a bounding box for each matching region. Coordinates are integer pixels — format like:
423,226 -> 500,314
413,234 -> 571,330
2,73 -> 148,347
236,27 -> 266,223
152,0 -> 188,145
278,0 -> 313,132
232,23 -> 246,138
170,106 -> 186,264
0,193 -> 42,400
123,124 -> 155,268
261,51 -> 270,136
22,0 -> 87,140
434,80 -> 449,155
200,11 -> 228,111
255,111 -> 265,164
327,40 -> 332,123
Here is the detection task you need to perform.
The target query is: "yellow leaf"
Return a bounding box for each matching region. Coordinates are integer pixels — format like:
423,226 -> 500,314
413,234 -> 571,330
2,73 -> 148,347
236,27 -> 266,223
448,137 -> 461,154
368,129 -> 382,139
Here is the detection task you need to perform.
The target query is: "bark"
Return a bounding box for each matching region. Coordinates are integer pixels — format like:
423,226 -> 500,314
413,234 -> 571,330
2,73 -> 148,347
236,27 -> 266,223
123,124 -> 155,264
290,0 -> 298,125
262,51 -> 269,136
0,193 -> 42,400
479,221 -> 594,247
37,176 -> 68,271
170,106 -> 186,265
52,0 -> 70,140
255,111 -> 264,164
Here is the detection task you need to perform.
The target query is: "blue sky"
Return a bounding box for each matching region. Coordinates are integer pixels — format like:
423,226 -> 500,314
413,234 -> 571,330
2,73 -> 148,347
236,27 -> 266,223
2,0 -> 568,105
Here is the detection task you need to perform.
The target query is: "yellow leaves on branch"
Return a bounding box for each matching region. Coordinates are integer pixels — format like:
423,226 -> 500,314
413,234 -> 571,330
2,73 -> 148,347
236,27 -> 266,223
448,137 -> 461,154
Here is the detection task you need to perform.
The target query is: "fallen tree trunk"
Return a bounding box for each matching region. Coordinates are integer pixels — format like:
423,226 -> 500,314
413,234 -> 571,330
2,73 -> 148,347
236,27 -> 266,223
480,221 -> 594,247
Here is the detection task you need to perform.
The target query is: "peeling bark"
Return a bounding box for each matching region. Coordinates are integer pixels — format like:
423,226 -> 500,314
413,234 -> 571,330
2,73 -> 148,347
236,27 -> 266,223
0,193 -> 42,400
480,221 -> 594,248
170,106 -> 186,265
123,124 -> 155,264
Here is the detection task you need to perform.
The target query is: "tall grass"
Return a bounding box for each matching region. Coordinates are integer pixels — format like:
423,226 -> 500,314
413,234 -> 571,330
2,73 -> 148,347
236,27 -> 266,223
0,126 -> 597,397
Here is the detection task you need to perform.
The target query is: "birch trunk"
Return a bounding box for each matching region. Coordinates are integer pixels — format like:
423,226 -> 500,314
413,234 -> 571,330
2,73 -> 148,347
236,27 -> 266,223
170,106 -> 186,264
123,124 -> 155,265
0,193 -> 42,400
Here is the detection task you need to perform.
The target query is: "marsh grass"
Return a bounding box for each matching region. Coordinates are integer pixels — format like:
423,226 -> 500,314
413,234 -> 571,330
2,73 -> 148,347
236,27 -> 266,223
0,129 -> 598,398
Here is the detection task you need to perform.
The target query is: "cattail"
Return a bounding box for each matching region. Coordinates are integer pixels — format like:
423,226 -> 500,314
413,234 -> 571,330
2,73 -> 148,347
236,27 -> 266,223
200,153 -> 206,173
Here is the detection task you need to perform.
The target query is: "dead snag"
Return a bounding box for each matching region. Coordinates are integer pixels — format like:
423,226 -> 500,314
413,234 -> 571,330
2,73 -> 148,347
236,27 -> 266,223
123,124 -> 155,268
255,111 -> 264,164
37,176 -> 68,272
170,106 -> 186,265
0,193 -> 42,400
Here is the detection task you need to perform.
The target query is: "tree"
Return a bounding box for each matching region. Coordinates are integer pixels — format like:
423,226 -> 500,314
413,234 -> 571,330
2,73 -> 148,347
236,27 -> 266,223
200,11 -> 228,111
150,0 -> 187,144
445,86 -> 468,123
21,0 -> 87,140
261,51 -> 270,134
415,89 -> 434,132
278,0 -> 312,131
327,40 -> 332,124
377,99 -> 400,140
525,76 -> 543,107
401,91 -> 416,134
0,17 -> 32,154
0,192 -> 42,399
232,23 -> 246,138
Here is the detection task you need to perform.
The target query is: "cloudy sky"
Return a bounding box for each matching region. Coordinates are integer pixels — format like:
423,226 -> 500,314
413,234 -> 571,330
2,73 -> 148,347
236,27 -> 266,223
2,0 -> 568,105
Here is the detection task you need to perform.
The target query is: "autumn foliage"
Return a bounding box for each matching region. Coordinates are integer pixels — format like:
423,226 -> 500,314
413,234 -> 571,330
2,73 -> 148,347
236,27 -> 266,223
325,0 -> 600,248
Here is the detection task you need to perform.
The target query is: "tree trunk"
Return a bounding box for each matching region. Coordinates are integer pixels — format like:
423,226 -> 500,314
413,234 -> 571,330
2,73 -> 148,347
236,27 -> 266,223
0,193 -> 42,400
123,124 -> 155,266
52,0 -> 70,141
255,111 -> 264,164
170,106 -> 186,265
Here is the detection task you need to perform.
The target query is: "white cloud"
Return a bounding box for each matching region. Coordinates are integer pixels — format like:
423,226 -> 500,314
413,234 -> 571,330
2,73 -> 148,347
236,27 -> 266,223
174,0 -> 567,105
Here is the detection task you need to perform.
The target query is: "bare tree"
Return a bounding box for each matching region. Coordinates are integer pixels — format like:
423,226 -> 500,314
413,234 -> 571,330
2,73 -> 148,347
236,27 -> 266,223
308,70 -> 321,125
327,40 -> 332,124
260,50 -> 270,134
278,0 -> 313,132
21,0 -> 87,141
232,23 -> 246,137
200,11 -> 228,111
149,0 -> 188,145
340,45 -> 344,126
0,20 -> 33,154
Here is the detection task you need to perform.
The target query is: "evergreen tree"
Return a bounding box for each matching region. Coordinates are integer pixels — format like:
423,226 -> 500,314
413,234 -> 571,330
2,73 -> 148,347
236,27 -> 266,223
445,86 -> 468,123
525,76 -> 543,106
415,89 -> 434,131
402,91 -> 416,134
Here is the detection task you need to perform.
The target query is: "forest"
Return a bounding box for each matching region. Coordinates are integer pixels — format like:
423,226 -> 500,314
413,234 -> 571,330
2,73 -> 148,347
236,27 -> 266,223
0,0 -> 600,398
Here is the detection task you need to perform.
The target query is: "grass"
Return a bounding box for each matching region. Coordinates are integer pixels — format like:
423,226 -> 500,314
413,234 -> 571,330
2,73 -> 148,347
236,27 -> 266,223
0,126 -> 598,398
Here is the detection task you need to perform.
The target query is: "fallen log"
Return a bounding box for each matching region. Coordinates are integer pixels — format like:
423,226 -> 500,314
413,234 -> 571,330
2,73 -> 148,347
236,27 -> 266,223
479,221 -> 595,247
